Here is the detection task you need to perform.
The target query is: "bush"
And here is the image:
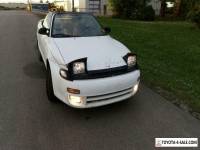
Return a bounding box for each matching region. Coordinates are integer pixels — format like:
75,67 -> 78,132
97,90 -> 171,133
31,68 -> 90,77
178,0 -> 200,18
109,0 -> 152,20
187,5 -> 200,28
138,6 -> 155,21
110,0 -> 140,19
0,6 -> 11,10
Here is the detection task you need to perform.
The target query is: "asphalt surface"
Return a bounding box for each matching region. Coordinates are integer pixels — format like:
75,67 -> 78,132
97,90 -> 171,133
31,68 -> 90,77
0,11 -> 200,150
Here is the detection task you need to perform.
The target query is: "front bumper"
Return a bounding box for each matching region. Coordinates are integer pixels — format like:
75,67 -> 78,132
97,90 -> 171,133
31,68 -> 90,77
50,61 -> 140,108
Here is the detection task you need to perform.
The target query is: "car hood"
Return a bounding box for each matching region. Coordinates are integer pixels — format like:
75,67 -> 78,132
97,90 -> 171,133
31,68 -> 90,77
53,36 -> 130,70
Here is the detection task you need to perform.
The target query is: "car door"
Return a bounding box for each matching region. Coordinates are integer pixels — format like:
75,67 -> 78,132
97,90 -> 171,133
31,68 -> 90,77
37,13 -> 52,63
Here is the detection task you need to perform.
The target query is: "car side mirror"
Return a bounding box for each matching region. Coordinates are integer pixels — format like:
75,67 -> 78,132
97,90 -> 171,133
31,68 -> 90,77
103,27 -> 111,34
38,27 -> 49,36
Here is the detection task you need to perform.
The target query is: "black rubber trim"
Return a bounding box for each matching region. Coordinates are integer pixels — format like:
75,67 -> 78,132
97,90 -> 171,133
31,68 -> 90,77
66,65 -> 138,81
65,53 -> 139,81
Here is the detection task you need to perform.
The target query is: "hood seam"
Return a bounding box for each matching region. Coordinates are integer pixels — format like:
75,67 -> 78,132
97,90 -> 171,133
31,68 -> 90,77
52,38 -> 66,64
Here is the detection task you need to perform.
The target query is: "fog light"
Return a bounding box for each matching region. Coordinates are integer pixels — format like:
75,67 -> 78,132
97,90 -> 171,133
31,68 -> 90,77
68,95 -> 86,107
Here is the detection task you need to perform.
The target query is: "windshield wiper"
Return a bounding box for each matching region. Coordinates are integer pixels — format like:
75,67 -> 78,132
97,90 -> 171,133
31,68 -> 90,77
53,34 -> 79,38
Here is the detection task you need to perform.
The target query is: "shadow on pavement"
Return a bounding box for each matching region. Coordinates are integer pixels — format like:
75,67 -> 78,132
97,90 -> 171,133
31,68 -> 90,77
23,62 -> 46,79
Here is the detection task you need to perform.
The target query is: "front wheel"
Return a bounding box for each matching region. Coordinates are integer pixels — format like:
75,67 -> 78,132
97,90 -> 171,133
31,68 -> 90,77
36,40 -> 43,62
46,65 -> 59,102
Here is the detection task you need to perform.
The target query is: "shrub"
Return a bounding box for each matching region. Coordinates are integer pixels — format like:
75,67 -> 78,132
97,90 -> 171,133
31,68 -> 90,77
177,0 -> 200,18
187,5 -> 200,28
138,6 -> 155,21
109,0 -> 152,20
0,6 -> 11,10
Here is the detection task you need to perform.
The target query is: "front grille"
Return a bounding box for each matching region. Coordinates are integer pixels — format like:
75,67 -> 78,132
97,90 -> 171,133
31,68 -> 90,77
86,87 -> 133,104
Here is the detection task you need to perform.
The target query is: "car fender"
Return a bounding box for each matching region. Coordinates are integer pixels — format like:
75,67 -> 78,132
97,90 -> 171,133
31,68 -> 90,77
48,58 -> 69,103
46,38 -> 65,66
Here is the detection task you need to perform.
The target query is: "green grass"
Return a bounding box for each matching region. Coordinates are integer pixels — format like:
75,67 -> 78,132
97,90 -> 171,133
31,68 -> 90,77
98,17 -> 200,113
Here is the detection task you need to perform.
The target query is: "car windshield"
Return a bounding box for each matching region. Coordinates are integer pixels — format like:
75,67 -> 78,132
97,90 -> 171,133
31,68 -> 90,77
52,13 -> 105,38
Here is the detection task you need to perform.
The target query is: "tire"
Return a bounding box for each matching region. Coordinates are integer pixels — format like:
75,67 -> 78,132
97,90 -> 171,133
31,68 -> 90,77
46,65 -> 58,102
37,40 -> 43,62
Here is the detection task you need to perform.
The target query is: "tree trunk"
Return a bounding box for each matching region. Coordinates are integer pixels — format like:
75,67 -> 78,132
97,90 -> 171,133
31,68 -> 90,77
72,0 -> 75,12
160,0 -> 166,17
174,0 -> 181,17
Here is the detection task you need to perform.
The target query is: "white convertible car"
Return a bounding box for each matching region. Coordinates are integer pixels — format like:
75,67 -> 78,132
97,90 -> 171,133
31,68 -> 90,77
37,12 -> 140,108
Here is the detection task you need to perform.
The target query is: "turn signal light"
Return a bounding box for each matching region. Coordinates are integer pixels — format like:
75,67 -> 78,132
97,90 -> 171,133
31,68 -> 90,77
67,88 -> 80,94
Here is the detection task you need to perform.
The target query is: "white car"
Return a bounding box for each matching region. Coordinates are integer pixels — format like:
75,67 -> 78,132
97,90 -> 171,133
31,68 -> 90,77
37,12 -> 140,108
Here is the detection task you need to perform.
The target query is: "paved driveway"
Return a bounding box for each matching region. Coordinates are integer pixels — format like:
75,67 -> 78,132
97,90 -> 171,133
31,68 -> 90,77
0,11 -> 199,150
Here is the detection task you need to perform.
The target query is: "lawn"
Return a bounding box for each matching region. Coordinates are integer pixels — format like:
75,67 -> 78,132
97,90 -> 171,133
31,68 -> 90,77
98,17 -> 200,113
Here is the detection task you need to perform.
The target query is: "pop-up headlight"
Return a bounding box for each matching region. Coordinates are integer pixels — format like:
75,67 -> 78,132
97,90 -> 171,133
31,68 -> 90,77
73,62 -> 86,74
127,55 -> 136,67
123,53 -> 137,68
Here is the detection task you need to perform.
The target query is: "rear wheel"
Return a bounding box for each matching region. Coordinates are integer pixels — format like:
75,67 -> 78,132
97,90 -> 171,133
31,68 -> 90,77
46,65 -> 59,102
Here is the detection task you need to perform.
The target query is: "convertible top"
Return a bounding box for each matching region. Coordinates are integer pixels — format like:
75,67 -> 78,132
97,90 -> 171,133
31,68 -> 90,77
49,11 -> 93,16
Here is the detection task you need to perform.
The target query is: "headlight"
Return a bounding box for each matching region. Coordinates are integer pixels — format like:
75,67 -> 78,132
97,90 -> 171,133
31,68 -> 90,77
73,62 -> 86,74
127,55 -> 136,67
